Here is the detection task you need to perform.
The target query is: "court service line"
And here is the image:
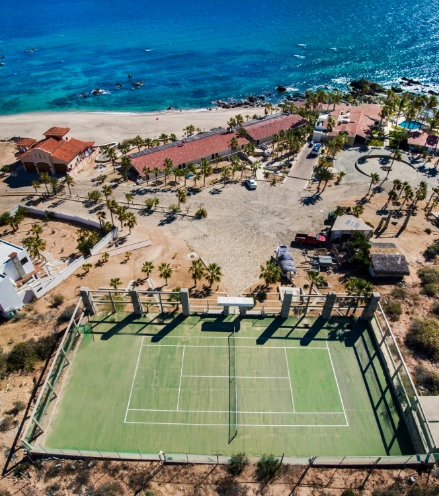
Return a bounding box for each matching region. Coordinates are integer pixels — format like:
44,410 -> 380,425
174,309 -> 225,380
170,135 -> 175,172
125,421 -> 349,427
143,344 -> 326,350
176,346 -> 186,411
181,375 -> 290,379
284,348 -> 295,413
124,336 -> 145,423
326,340 -> 349,427
128,408 -> 346,414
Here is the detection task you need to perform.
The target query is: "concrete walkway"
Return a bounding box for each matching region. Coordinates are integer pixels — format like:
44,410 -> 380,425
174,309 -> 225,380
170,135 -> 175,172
283,145 -> 319,191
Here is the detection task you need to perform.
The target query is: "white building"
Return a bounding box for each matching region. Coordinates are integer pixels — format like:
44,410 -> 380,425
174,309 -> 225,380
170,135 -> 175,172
0,240 -> 36,318
330,215 -> 373,242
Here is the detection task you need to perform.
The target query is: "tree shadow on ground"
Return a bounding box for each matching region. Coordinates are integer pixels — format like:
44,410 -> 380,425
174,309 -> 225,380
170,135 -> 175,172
300,194 -> 322,206
158,213 -> 177,225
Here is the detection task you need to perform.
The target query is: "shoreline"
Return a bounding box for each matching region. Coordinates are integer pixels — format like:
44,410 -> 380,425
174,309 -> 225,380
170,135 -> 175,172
0,107 -> 267,144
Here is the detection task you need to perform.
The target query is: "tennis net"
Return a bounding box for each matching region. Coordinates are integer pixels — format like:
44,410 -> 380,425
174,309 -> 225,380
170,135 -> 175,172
228,327 -> 238,442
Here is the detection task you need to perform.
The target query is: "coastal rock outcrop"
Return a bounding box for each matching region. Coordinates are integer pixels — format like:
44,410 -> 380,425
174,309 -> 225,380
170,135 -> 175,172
277,85 -> 287,92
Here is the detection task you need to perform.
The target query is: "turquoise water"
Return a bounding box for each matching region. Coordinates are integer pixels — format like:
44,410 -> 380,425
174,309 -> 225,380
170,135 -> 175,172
398,121 -> 423,129
1,0 -> 439,115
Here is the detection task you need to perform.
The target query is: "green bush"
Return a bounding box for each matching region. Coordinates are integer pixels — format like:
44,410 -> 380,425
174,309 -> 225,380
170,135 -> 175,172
414,364 -> 439,395
418,267 -> 439,285
51,293 -> 65,308
57,304 -> 76,322
391,286 -> 408,300
383,301 -> 402,321
405,318 -> 439,362
256,454 -> 280,482
228,452 -> 248,477
6,335 -> 58,373
422,283 -> 438,297
13,462 -> 30,477
6,400 -> 26,416
431,301 -> 439,316
424,242 -> 439,260
425,228 -> 432,235
0,416 -> 15,432
95,482 -> 124,496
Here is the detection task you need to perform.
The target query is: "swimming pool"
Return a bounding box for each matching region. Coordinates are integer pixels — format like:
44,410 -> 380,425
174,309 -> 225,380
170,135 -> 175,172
398,121 -> 423,129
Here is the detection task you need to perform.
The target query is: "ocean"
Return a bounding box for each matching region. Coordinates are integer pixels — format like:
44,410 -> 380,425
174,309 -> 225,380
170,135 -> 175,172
1,0 -> 438,115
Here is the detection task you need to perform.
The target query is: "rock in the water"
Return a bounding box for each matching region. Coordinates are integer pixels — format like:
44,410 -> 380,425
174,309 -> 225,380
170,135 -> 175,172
247,95 -> 258,103
277,85 -> 287,92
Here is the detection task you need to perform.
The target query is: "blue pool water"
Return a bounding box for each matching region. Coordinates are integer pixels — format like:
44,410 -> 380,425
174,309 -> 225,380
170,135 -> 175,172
398,121 -> 423,130
1,0 -> 439,115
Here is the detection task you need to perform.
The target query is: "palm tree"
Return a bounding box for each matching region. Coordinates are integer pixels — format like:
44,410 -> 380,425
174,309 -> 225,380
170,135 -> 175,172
153,167 -> 161,185
425,187 -> 439,211
105,147 -> 118,172
184,125 -> 195,137
29,223 -> 43,238
31,180 -> 41,195
221,166 -> 231,187
124,212 -> 137,234
39,172 -> 50,194
352,204 -> 364,217
391,179 -> 403,196
193,171 -> 202,187
305,269 -> 326,312
141,261 -> 154,278
125,193 -> 134,205
206,263 -> 222,288
200,158 -> 212,187
259,261 -> 280,287
23,236 -> 46,259
344,276 -> 373,315
81,263 -> 92,275
336,171 -> 346,184
142,166 -> 152,185
176,189 -> 187,210
102,184 -> 113,201
367,173 -> 380,196
116,206 -> 127,230
385,149 -> 402,179
163,165 -> 172,186
97,174 -> 107,184
159,133 -> 169,144
101,252 -> 109,264
315,167 -> 334,192
189,259 -> 205,287
96,211 -> 106,230
227,118 -> 237,131
110,278 -> 122,290
119,155 -> 131,181
64,175 -> 75,195
158,262 -> 173,285
131,135 -> 144,152
229,137 -> 239,152
50,177 -> 59,196
399,185 -> 414,211
106,199 -> 118,225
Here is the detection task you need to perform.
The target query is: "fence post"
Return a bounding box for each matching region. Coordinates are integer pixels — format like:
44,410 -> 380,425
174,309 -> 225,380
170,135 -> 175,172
129,289 -> 143,315
181,288 -> 190,316
361,292 -> 381,321
321,292 -> 337,319
281,289 -> 293,318
80,286 -> 97,315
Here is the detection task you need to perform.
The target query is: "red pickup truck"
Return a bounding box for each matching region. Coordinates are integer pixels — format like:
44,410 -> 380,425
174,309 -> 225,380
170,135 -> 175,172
295,232 -> 326,246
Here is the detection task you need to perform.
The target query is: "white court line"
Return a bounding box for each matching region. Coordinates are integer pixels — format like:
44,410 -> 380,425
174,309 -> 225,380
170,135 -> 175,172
284,348 -> 295,413
143,344 -> 326,350
124,336 -> 144,423
176,346 -> 186,411
182,375 -> 290,379
145,335 -> 322,341
326,340 -> 348,427
125,421 -> 349,427
128,408 -> 345,414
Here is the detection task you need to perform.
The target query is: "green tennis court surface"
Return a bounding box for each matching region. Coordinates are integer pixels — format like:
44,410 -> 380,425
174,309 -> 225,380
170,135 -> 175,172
44,314 -> 413,457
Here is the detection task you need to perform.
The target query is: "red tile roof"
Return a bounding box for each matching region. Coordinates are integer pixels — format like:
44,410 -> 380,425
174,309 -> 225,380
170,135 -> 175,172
38,138 -> 63,153
322,104 -> 382,138
408,131 -> 439,148
131,131 -> 247,173
43,127 -> 70,138
245,114 -> 307,141
16,138 -> 36,147
52,138 -> 94,162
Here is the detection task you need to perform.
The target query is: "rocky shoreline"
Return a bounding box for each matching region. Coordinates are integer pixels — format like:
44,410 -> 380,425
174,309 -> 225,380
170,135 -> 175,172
211,77 -> 439,110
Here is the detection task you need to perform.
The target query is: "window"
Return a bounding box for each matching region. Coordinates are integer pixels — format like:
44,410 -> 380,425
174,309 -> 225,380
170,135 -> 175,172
20,257 -> 28,265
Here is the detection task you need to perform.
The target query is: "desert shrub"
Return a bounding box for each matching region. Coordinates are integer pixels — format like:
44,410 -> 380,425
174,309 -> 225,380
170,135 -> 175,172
94,482 -> 124,496
12,312 -> 26,321
256,455 -> 280,482
228,452 -> 248,477
414,364 -> 439,395
145,198 -> 155,209
405,318 -> 439,362
195,207 -> 207,218
51,294 -> 65,308
424,242 -> 439,260
127,468 -> 151,490
44,464 -> 61,480
168,203 -> 178,213
6,335 -> 58,373
383,301 -> 402,321
342,491 -> 359,496
425,228 -> 432,235
391,286 -> 407,300
33,334 -> 58,361
418,267 -> 439,285
431,301 -> 439,316
0,416 -> 15,432
71,468 -> 91,489
13,462 -> 30,477
0,212 -> 11,227
57,304 -> 76,322
0,490 -> 11,496
7,400 -> 26,415
422,283 -> 438,297
216,478 -> 248,496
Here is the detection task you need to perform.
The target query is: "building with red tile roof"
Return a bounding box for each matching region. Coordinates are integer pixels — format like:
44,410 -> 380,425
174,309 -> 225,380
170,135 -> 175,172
130,129 -> 247,178
244,114 -> 307,144
407,130 -> 439,152
313,104 -> 383,145
17,129 -> 97,176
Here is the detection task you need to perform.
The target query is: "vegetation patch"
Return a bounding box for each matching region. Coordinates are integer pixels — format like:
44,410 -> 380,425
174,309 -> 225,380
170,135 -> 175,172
405,318 -> 439,362
383,301 -> 402,321
414,364 -> 439,395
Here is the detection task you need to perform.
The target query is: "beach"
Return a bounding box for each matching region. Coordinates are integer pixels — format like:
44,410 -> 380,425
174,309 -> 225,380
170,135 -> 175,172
0,108 -> 266,143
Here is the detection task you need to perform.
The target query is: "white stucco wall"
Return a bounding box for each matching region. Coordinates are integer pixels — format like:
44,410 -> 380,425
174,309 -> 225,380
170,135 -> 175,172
0,277 -> 23,315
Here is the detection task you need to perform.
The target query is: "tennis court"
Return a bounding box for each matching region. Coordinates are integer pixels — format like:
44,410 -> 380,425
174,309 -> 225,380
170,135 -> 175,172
43,314 -> 414,457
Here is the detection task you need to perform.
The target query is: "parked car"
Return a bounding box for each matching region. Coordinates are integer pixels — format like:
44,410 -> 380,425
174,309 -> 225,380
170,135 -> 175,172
258,144 -> 269,151
186,173 -> 194,179
295,232 -> 326,246
310,143 -> 321,156
245,178 -> 257,189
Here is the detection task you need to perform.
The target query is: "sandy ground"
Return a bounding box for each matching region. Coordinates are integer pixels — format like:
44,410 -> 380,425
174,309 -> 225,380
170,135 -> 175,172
0,108 -> 266,143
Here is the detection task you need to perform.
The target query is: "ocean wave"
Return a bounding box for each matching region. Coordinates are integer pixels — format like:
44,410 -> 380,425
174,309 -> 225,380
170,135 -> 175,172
293,55 -> 305,59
